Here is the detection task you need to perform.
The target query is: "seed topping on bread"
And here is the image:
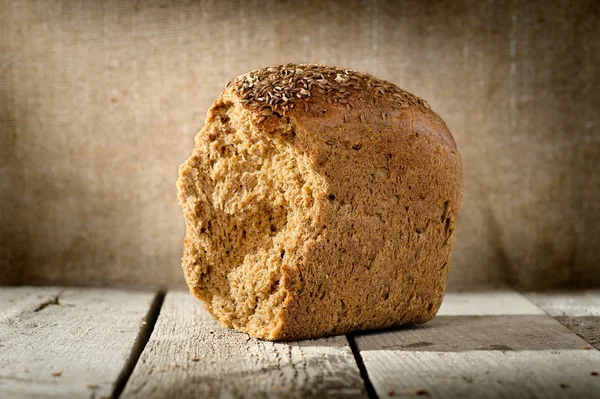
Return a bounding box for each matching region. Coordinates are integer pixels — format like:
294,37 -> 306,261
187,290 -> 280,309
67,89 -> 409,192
231,63 -> 429,117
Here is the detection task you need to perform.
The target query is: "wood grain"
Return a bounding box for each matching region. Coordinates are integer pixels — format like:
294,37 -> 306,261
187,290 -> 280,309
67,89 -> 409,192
356,315 -> 589,352
526,291 -> 600,317
527,291 -> 600,350
0,287 -> 158,399
0,286 -> 63,323
121,291 -> 366,399
438,290 -> 545,316
357,350 -> 600,398
354,291 -> 600,398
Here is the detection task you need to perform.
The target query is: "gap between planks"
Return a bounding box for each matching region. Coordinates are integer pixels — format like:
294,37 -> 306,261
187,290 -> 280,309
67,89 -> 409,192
0,287 -> 162,399
120,291 -> 367,399
112,291 -> 165,399
5,288 -> 598,399
354,290 -> 600,399
122,289 -> 600,398
525,290 -> 600,351
347,333 -> 379,399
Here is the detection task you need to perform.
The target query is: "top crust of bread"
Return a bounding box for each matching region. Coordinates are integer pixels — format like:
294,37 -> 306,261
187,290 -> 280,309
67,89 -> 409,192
231,63 -> 457,152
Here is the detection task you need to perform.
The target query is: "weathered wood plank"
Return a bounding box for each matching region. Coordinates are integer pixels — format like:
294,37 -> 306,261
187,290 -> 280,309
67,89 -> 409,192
0,287 -> 158,399
357,350 -> 600,398
438,290 -> 545,316
0,287 -> 63,324
354,292 -> 600,398
526,291 -> 600,350
525,291 -> 600,317
554,317 -> 600,351
356,316 -> 589,352
121,291 -> 366,399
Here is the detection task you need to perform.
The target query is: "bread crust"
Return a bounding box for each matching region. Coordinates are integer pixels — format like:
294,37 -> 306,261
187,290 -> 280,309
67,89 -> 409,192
178,64 -> 462,340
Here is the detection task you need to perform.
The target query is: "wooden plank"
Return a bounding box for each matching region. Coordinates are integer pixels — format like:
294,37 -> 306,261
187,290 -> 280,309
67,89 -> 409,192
121,291 -> 366,399
0,287 -> 159,399
356,316 -> 588,352
439,290 -> 545,316
0,287 -> 63,323
554,317 -> 600,351
354,292 -> 600,398
526,291 -> 600,350
525,291 -> 600,317
358,350 -> 600,398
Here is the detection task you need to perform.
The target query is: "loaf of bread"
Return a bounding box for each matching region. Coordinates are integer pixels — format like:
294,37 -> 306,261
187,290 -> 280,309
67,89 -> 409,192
177,64 -> 462,340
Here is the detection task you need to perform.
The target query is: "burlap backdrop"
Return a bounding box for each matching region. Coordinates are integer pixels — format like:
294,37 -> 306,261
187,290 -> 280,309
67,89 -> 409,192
1,0 -> 598,289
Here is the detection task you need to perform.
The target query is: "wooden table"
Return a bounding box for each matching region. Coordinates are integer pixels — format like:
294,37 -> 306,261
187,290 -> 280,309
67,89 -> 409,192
1,287 -> 599,398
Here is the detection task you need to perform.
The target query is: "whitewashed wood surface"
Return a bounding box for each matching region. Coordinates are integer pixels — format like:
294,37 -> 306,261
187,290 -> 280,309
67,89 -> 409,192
526,290 -> 600,351
3,288 -> 600,399
525,290 -> 600,317
438,290 -> 545,316
354,291 -> 600,398
121,291 -> 366,399
357,350 -> 600,398
0,287 -> 158,399
0,287 -> 64,324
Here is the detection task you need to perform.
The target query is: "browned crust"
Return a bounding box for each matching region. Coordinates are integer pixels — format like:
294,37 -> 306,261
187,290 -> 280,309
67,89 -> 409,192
231,63 -> 430,116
